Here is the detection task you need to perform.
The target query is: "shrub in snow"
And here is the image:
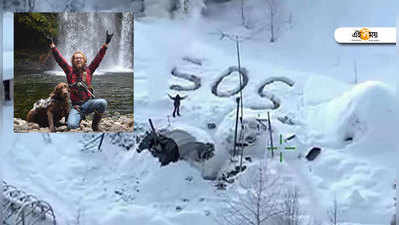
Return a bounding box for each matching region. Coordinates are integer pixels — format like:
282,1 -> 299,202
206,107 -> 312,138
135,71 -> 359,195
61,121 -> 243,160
1,180 -> 56,225
108,133 -> 136,151
217,162 -> 284,225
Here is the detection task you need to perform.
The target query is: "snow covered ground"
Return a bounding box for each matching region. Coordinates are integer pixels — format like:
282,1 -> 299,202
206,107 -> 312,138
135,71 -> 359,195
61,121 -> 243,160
1,105 -> 221,225
2,0 -> 399,224
133,1 -> 399,223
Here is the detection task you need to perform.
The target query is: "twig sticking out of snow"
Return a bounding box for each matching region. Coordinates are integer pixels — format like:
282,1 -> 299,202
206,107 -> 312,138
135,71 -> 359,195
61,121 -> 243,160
182,56 -> 202,66
211,30 -> 253,42
81,133 -> 105,152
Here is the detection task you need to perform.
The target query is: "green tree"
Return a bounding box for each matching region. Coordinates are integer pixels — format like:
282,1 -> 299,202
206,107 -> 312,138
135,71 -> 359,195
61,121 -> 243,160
14,13 -> 58,50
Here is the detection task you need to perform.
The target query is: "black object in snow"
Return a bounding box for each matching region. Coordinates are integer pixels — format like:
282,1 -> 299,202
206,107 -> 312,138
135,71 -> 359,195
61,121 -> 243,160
138,132 -> 180,166
207,123 -> 216,129
306,147 -> 321,161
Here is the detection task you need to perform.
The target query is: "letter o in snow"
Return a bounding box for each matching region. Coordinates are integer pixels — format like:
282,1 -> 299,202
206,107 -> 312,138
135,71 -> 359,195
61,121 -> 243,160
211,66 -> 249,97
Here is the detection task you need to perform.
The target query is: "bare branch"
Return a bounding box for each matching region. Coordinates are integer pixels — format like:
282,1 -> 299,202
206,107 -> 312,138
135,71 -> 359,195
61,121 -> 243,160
218,162 -> 286,225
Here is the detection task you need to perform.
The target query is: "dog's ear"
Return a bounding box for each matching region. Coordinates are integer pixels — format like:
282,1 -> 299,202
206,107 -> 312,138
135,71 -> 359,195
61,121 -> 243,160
54,85 -> 60,96
53,84 -> 62,97
49,88 -> 56,98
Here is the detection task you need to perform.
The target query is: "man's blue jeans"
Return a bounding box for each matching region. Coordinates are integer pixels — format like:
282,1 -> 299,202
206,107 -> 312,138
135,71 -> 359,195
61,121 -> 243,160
67,99 -> 107,129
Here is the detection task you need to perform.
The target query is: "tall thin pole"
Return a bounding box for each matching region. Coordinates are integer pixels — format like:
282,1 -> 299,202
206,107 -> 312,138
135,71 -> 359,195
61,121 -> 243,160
98,133 -> 105,151
396,170 -> 399,225
396,184 -> 399,225
241,0 -> 245,25
239,133 -> 245,171
233,97 -> 240,158
267,112 -> 274,158
148,118 -> 159,145
236,38 -> 245,167
236,38 -> 244,123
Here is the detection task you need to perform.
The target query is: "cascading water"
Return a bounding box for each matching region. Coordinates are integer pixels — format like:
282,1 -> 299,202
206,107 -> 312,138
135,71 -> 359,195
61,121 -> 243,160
118,13 -> 134,70
49,12 -> 133,74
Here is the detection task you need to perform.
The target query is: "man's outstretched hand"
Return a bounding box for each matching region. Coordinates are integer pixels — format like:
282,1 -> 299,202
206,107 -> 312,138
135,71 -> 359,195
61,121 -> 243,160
46,35 -> 55,48
105,30 -> 114,45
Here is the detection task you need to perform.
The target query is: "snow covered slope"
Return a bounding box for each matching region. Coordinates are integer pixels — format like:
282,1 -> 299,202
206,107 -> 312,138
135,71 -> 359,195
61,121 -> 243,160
133,1 -> 399,223
303,81 -> 399,223
1,124 -> 220,224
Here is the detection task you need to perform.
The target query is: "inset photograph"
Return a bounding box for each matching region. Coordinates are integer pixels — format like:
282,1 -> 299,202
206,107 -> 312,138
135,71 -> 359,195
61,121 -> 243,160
13,12 -> 134,133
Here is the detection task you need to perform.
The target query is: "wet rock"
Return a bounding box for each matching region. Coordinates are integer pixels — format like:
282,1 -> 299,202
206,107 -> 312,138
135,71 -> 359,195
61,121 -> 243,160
81,127 -> 92,132
13,118 -> 24,125
81,120 -> 90,127
57,125 -> 68,132
14,118 -> 27,128
14,114 -> 134,132
28,122 -> 40,129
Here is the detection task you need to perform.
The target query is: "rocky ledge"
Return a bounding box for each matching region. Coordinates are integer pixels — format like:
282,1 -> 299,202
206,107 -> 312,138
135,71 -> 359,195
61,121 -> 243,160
14,114 -> 134,133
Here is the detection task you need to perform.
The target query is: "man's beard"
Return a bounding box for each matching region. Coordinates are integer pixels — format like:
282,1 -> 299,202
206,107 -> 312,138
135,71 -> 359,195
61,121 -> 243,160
73,63 -> 85,72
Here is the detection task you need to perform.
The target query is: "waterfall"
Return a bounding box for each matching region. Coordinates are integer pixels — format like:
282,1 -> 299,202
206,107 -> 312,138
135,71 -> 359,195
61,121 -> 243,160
118,12 -> 134,70
56,12 -> 133,72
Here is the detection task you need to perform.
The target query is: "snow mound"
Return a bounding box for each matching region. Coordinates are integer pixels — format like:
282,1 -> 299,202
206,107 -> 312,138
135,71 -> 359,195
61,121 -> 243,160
302,82 -> 399,224
307,81 -> 399,147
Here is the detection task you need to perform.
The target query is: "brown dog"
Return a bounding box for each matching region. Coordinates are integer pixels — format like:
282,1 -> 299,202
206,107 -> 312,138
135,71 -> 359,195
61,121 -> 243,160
26,82 -> 70,132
